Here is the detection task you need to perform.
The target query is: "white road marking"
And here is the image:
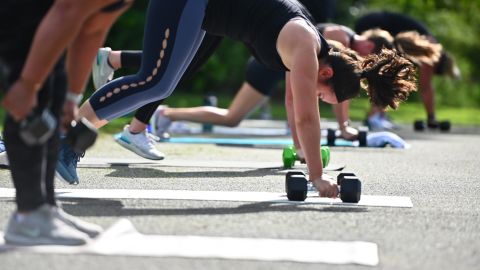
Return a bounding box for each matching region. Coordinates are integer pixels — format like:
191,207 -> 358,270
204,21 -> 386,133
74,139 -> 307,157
78,157 -> 281,168
76,157 -> 345,171
0,188 -> 413,208
0,219 -> 379,265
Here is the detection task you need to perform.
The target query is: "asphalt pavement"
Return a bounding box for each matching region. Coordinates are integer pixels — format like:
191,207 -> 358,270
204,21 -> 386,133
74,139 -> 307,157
0,120 -> 479,270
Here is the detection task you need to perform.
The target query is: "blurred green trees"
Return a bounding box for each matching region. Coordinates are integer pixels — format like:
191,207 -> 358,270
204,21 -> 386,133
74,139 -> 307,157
102,0 -> 480,108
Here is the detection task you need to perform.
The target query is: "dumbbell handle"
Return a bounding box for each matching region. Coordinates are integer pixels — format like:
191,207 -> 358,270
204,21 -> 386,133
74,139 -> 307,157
307,181 -> 341,194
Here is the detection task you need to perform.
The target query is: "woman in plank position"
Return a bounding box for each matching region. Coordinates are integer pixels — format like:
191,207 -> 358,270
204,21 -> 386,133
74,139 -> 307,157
59,0 -> 417,198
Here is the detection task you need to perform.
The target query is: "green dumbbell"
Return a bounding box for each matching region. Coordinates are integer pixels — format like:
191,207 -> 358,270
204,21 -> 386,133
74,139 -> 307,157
282,145 -> 330,168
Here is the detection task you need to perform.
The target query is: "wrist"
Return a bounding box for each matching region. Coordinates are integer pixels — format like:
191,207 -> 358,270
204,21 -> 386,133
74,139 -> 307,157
65,91 -> 84,105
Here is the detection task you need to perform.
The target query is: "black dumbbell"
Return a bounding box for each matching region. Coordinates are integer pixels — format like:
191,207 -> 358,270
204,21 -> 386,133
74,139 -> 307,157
413,120 -> 425,131
414,120 -> 451,132
285,170 -> 308,201
64,118 -> 98,155
327,128 -> 368,147
337,173 -> 362,203
20,109 -> 57,145
285,171 -> 362,203
439,121 -> 451,131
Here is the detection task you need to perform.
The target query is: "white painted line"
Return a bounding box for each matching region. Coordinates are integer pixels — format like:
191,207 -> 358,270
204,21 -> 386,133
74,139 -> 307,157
0,219 -> 379,266
76,157 -> 345,171
78,157 -> 281,169
0,188 -> 413,208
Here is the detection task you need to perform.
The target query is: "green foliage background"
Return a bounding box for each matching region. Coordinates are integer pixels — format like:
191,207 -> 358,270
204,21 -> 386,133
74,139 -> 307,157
102,0 -> 480,111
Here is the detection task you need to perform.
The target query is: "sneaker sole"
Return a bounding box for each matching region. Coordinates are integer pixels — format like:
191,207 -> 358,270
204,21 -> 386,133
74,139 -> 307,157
4,233 -> 86,246
114,134 -> 165,161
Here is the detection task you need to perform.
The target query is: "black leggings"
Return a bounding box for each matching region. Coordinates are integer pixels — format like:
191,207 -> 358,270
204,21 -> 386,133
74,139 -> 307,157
2,60 -> 66,211
1,0 -> 65,211
119,34 -> 223,124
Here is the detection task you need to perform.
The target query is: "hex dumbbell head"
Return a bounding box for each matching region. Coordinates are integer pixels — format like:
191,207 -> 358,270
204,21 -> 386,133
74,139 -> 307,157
321,146 -> 330,168
327,128 -> 336,146
20,110 -> 57,146
439,121 -> 451,131
286,170 -> 306,179
339,176 -> 361,203
285,172 -> 308,201
358,130 -> 368,147
337,172 -> 356,185
282,145 -> 297,168
414,120 -> 425,131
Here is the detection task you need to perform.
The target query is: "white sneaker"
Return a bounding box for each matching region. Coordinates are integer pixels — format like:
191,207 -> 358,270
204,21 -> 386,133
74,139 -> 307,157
169,121 -> 191,134
367,112 -> 394,130
114,125 -> 165,160
150,105 -> 172,137
92,47 -> 114,90
4,204 -> 89,246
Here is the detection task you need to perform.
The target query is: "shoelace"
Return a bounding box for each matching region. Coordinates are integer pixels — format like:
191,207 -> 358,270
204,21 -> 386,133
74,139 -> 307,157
64,145 -> 84,167
146,133 -> 160,144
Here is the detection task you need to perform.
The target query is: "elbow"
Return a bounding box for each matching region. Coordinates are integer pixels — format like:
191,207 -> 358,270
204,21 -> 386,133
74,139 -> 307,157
223,116 -> 242,127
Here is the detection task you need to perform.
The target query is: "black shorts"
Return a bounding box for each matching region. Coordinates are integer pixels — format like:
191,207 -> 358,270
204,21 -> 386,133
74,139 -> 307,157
101,0 -> 131,13
244,57 -> 284,96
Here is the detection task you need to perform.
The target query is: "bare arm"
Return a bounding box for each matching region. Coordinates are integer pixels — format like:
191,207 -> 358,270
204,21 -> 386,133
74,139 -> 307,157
2,0 -> 119,120
21,0 -> 119,88
278,20 -> 338,198
285,72 -> 302,152
288,46 -> 323,180
277,20 -> 323,180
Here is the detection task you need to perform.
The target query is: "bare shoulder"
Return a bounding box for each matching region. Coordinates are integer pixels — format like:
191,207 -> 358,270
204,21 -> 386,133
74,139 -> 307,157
281,19 -> 317,40
277,19 -> 320,69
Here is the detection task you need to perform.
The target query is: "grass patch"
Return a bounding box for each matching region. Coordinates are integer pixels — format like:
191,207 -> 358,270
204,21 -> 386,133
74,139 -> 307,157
1,93 -> 479,135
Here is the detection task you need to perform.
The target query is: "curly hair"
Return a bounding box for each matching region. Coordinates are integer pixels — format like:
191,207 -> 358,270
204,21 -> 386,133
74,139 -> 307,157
360,28 -> 394,53
361,48 -> 418,109
394,31 -> 442,66
324,41 -> 417,110
361,28 -> 442,66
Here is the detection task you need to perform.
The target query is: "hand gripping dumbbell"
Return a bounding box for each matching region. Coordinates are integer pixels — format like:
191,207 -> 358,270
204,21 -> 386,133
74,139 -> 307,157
20,111 -> 97,155
282,145 -> 330,168
326,127 -> 368,147
20,109 -> 57,145
285,171 -> 362,203
64,118 -> 98,155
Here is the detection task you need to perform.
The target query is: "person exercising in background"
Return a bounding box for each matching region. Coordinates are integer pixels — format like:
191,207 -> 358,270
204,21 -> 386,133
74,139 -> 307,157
355,11 -> 461,130
91,23 -> 375,162
86,0 -> 340,163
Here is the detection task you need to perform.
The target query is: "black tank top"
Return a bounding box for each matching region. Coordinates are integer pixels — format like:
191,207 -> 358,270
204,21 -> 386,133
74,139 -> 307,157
202,0 -> 329,71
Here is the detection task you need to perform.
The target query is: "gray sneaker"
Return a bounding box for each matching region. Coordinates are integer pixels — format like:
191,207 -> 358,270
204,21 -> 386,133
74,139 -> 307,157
150,105 -> 172,138
92,47 -> 114,90
114,125 -> 165,160
4,204 -> 89,246
52,205 -> 103,238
